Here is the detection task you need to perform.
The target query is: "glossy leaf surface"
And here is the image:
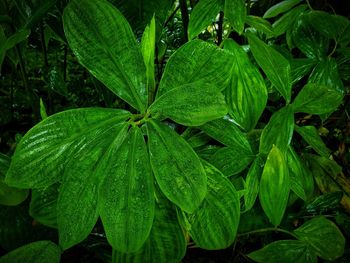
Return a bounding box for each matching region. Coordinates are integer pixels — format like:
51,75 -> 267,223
6,108 -> 131,188
63,0 -> 147,112
247,33 -> 292,102
147,120 -> 207,213
263,0 -> 302,19
245,16 -> 274,36
187,161 -> 240,249
99,126 -> 154,253
259,146 -> 290,226
225,0 -> 246,34
244,157 -> 263,212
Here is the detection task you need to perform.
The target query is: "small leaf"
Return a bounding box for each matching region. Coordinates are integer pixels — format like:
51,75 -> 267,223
259,146 -> 290,226
294,125 -> 330,157
306,192 -> 343,214
247,33 -> 292,103
259,106 -> 294,155
186,160 -> 240,249
248,240 -> 317,263
263,0 -> 302,19
224,39 -> 267,131
294,216 -> 345,260
63,0 -> 147,112
147,119 -> 207,213
188,0 -> 224,40
0,240 -> 61,263
243,156 -> 263,212
149,82 -> 227,126
245,15 -> 274,36
225,0 -> 246,34
158,40 -> 233,96
99,126 -> 154,253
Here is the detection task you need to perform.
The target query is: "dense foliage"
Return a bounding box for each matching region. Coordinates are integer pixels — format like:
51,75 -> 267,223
1,0 -> 350,262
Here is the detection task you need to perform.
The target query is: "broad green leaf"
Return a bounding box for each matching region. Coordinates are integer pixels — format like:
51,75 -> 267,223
58,122 -> 129,250
243,157 -> 263,212
306,192 -> 343,214
6,108 -> 131,188
225,0 -> 246,34
188,0 -> 224,40
247,33 -> 292,103
147,119 -> 207,213
245,15 -> 274,36
0,29 -> 30,59
210,146 -> 254,176
63,0 -> 147,112
272,4 -> 307,37
294,216 -> 345,260
259,106 -> 294,155
306,154 -> 342,179
263,0 -> 302,19
99,126 -> 154,253
186,161 -> 240,249
259,146 -> 290,226
248,240 -> 317,263
29,184 -> 59,228
158,40 -> 233,96
0,153 -> 28,206
199,118 -> 252,150
149,82 -> 227,126
186,131 -> 211,148
0,240 -> 61,263
290,58 -> 317,84
141,16 -> 156,105
112,190 -> 186,263
294,125 -> 330,157
224,39 -> 267,131
292,83 -> 343,115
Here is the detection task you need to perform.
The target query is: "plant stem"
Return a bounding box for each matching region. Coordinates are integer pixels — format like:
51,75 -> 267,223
238,227 -> 298,239
217,11 -> 224,45
179,0 -> 189,42
306,0 -> 314,10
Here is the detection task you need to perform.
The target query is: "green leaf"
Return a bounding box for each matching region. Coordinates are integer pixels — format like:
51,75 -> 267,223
99,126 -> 154,253
259,146 -> 290,226
0,240 -> 61,263
292,83 -> 343,115
247,33 -> 292,103
225,0 -> 246,34
58,122 -> 129,250
6,108 -> 131,188
141,16 -> 156,106
294,125 -> 330,157
248,240 -> 317,263
259,106 -> 294,155
263,0 -> 302,19
158,40 -> 233,96
0,29 -> 30,58
186,160 -> 240,249
146,119 -> 207,213
29,184 -> 59,228
149,82 -> 227,126
294,216 -> 345,260
306,192 -> 343,214
224,39 -> 267,131
243,156 -> 263,212
112,190 -> 186,263
188,0 -> 224,40
245,15 -> 274,36
0,153 -> 29,206
63,0 -> 147,112
290,58 -> 317,84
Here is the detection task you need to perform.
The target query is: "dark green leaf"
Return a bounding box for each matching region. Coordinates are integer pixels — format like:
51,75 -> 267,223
225,0 -> 246,34
224,39 -> 267,131
294,216 -> 345,260
305,192 -> 343,214
0,29 -> 30,57
63,0 -> 147,112
158,40 -> 233,96
259,146 -> 290,226
243,156 -> 263,212
0,240 -> 61,263
294,125 -> 330,157
147,119 -> 207,213
290,58 -> 317,84
149,82 -> 227,126
247,33 -> 292,103
186,160 -> 240,249
245,15 -> 274,36
263,0 -> 302,19
99,126 -> 154,253
259,106 -> 294,155
6,108 -> 131,188
248,240 -> 317,263
188,0 -> 224,40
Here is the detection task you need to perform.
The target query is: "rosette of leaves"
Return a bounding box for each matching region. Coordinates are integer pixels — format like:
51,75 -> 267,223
4,0 -> 240,261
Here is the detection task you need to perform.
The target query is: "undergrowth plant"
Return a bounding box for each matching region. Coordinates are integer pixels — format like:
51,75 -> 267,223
0,0 -> 349,262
